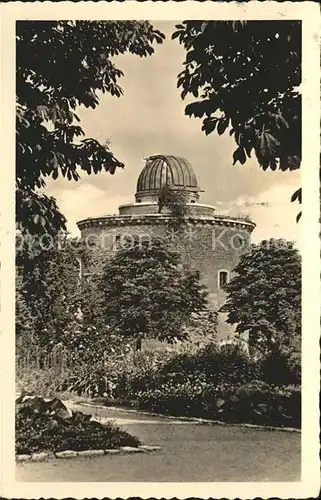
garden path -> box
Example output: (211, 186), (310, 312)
(16, 403), (301, 482)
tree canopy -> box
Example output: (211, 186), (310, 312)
(100, 238), (209, 342)
(172, 21), (301, 215)
(220, 238), (301, 358)
(173, 21), (301, 171)
(16, 21), (165, 235)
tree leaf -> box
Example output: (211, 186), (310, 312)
(173, 20), (301, 175)
(202, 118), (219, 135)
(233, 147), (247, 165)
(291, 188), (302, 204)
(217, 117), (229, 136)
(172, 31), (181, 40)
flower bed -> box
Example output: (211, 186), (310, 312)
(16, 395), (140, 455)
(136, 380), (301, 428)
(61, 379), (301, 429)
(35, 344), (301, 430)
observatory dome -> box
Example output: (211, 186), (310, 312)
(135, 155), (199, 202)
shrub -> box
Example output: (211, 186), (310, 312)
(58, 348), (174, 399)
(40, 339), (301, 429)
(260, 350), (301, 386)
(16, 395), (140, 455)
(152, 342), (260, 388)
(137, 380), (301, 428)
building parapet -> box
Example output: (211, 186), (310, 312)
(77, 214), (256, 232)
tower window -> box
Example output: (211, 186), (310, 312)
(218, 270), (229, 289)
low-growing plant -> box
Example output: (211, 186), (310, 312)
(16, 395), (140, 455)
(19, 334), (301, 430)
(137, 380), (301, 428)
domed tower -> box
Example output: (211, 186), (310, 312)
(77, 154), (256, 340)
(118, 155), (215, 218)
(136, 155), (200, 203)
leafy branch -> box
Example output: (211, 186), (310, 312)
(16, 21), (165, 234)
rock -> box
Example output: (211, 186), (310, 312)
(55, 450), (78, 458)
(120, 446), (146, 453)
(72, 411), (92, 424)
(87, 449), (105, 456)
(77, 449), (104, 457)
(104, 449), (121, 455)
(16, 454), (31, 462)
(18, 396), (47, 414)
(46, 398), (72, 419)
(17, 395), (73, 420)
(15, 391), (26, 404)
(30, 452), (49, 462)
(138, 445), (161, 452)
(21, 395), (36, 402)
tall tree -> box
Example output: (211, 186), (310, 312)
(172, 21), (301, 214)
(16, 21), (165, 235)
(16, 235), (85, 350)
(100, 238), (209, 342)
(220, 239), (301, 358)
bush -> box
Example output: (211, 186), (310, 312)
(137, 380), (301, 428)
(16, 395), (140, 455)
(58, 348), (175, 399)
(146, 343), (260, 388)
(260, 350), (301, 386)
(17, 366), (73, 399)
(33, 339), (301, 429)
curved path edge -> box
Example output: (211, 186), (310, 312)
(64, 398), (301, 433)
(16, 444), (161, 462)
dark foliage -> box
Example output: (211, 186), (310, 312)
(61, 343), (300, 428)
(16, 235), (84, 350)
(173, 21), (301, 172)
(16, 395), (140, 454)
(221, 239), (301, 360)
(138, 380), (301, 429)
(154, 343), (260, 387)
(100, 238), (209, 342)
(260, 350), (301, 386)
(172, 21), (302, 217)
(16, 21), (165, 234)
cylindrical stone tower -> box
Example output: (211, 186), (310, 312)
(77, 154), (255, 341)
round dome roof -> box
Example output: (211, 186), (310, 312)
(136, 155), (199, 194)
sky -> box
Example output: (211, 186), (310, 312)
(44, 21), (301, 247)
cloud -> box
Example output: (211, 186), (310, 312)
(48, 181), (130, 236)
(219, 180), (302, 248)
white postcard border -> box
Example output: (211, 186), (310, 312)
(1, 2), (320, 498)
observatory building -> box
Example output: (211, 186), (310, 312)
(77, 155), (255, 339)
